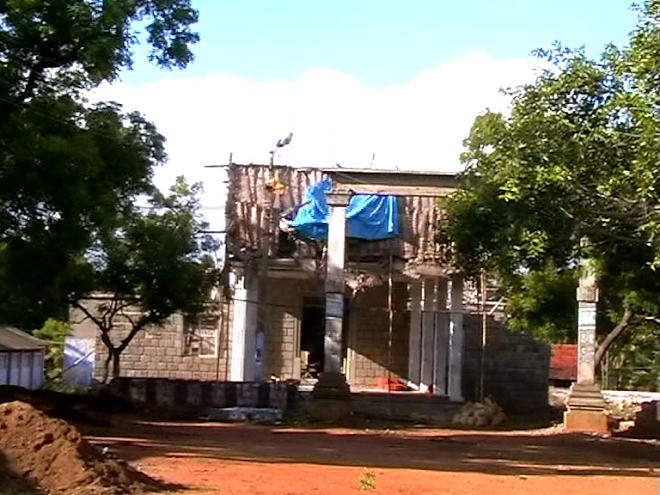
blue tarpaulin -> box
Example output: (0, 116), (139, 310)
(289, 179), (398, 241)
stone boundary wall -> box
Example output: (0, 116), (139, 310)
(108, 378), (298, 413)
(349, 391), (463, 423)
(462, 315), (550, 413)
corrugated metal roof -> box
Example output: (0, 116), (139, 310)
(550, 344), (577, 382)
(0, 326), (46, 351)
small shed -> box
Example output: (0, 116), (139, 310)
(549, 344), (577, 388)
(0, 326), (46, 389)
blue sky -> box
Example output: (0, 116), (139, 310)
(99, 1), (640, 230)
(122, 0), (638, 89)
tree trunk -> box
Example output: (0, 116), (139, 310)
(112, 348), (121, 380)
(101, 347), (122, 383)
(102, 352), (112, 384)
(595, 307), (633, 368)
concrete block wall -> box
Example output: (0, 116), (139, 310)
(93, 303), (232, 382)
(264, 278), (313, 380)
(109, 377), (297, 413)
(350, 282), (409, 388)
(462, 314), (550, 413)
(262, 278), (412, 388)
(350, 391), (463, 423)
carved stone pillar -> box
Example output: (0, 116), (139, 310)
(565, 255), (608, 432)
(310, 191), (352, 422)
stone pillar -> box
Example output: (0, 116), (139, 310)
(420, 279), (436, 392)
(323, 192), (352, 374)
(565, 256), (608, 432)
(230, 272), (258, 382)
(433, 278), (449, 396)
(311, 191), (352, 421)
(407, 280), (422, 389)
(448, 275), (464, 401)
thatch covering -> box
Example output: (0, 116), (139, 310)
(225, 164), (454, 275)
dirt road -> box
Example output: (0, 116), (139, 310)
(85, 419), (659, 495)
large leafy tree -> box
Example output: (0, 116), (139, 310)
(444, 1), (659, 374)
(72, 178), (219, 382)
(0, 0), (199, 328)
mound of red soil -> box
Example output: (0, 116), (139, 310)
(0, 401), (166, 495)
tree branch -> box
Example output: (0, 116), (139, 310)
(73, 299), (117, 352)
(72, 300), (106, 332)
(595, 307), (634, 367)
(19, 62), (46, 101)
(116, 310), (161, 354)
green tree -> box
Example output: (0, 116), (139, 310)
(0, 0), (199, 329)
(32, 318), (70, 382)
(444, 1), (659, 373)
(506, 266), (578, 344)
(72, 178), (219, 382)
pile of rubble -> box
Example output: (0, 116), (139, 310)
(452, 398), (506, 427)
(0, 401), (166, 495)
(604, 397), (642, 421)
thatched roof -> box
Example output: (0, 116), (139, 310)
(225, 164), (455, 275)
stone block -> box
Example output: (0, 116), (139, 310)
(187, 381), (203, 406)
(564, 410), (608, 433)
(309, 372), (351, 422)
(237, 383), (259, 407)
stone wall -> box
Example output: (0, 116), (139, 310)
(349, 282), (409, 388)
(264, 278), (412, 388)
(83, 283), (550, 414)
(462, 315), (550, 413)
(86, 301), (232, 382)
(262, 279), (551, 415)
(264, 278), (315, 380)
(349, 391), (463, 423)
(109, 377), (297, 413)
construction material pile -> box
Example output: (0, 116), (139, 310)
(604, 397), (642, 421)
(452, 398), (506, 427)
(0, 401), (161, 495)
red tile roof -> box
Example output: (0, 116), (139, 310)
(550, 344), (577, 382)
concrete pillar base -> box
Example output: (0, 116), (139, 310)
(564, 382), (608, 433)
(564, 409), (608, 433)
(310, 372), (351, 422)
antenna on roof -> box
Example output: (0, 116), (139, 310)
(269, 132), (293, 166)
(370, 153), (375, 168)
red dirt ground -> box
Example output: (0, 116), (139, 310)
(83, 418), (660, 495)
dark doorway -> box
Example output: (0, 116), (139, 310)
(301, 298), (325, 378)
(300, 296), (351, 379)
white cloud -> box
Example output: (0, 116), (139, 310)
(93, 52), (539, 231)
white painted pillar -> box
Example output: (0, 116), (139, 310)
(407, 280), (422, 389)
(346, 308), (359, 385)
(420, 278), (436, 392)
(230, 272), (258, 381)
(324, 192), (352, 374)
(448, 275), (464, 401)
(433, 278), (449, 395)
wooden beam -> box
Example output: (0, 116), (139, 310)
(335, 184), (455, 197)
(324, 169), (457, 197)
